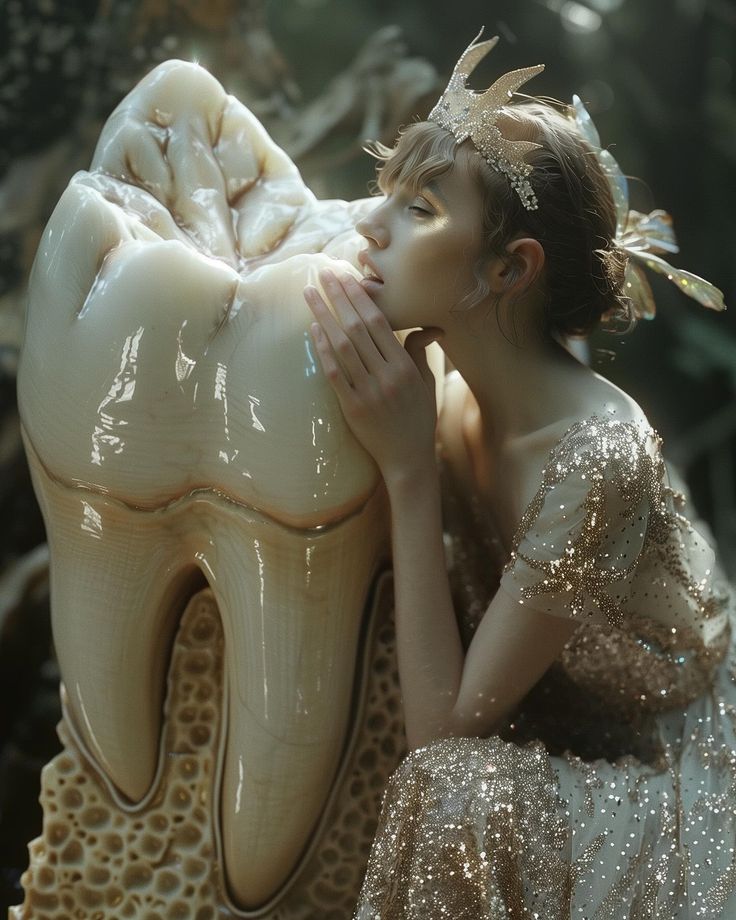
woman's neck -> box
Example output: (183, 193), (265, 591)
(438, 315), (586, 451)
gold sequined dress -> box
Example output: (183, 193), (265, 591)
(354, 414), (736, 919)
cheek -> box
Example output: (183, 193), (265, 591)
(420, 228), (479, 274)
(407, 241), (453, 288)
(447, 234), (483, 290)
(418, 241), (477, 298)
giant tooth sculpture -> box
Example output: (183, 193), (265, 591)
(14, 59), (442, 916)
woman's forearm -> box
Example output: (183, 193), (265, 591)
(302, 269), (459, 747)
(385, 463), (465, 750)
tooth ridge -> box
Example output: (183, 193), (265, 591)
(23, 429), (380, 531)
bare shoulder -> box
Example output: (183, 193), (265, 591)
(508, 376), (647, 456)
(587, 371), (648, 427)
(497, 378), (648, 547)
(437, 370), (473, 479)
(435, 367), (649, 552)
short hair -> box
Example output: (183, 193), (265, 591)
(365, 102), (634, 340)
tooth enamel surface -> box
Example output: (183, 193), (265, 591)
(17, 59), (437, 909)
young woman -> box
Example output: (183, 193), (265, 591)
(305, 32), (734, 918)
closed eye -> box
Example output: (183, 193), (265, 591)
(409, 204), (433, 215)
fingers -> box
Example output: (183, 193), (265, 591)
(305, 268), (440, 411)
(308, 320), (353, 399)
(305, 269), (393, 378)
(318, 269), (395, 372)
(304, 283), (369, 388)
(335, 273), (401, 360)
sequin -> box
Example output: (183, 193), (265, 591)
(354, 414), (736, 918)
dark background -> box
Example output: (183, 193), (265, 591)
(1, 0), (734, 909)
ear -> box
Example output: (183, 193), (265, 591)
(486, 237), (545, 297)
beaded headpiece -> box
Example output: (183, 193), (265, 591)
(428, 29), (545, 210)
(570, 95), (726, 316)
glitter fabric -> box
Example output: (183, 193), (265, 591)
(354, 413), (736, 918)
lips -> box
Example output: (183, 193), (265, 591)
(358, 249), (384, 284)
(17, 59), (394, 910)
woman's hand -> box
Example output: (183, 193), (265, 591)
(304, 268), (441, 485)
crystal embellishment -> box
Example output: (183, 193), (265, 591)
(428, 30), (545, 210)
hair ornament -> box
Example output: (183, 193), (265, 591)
(428, 29), (545, 210)
(571, 94), (726, 318)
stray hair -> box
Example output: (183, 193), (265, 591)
(364, 102), (635, 341)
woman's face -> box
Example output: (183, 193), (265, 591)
(354, 148), (487, 330)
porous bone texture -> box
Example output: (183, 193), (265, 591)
(11, 574), (404, 920)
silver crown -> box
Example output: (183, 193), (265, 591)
(428, 30), (544, 210)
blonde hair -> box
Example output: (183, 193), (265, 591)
(365, 102), (635, 339)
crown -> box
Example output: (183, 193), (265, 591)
(428, 30), (545, 210)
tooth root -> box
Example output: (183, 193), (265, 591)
(192, 487), (388, 908)
(24, 435), (192, 803)
(27, 426), (390, 906)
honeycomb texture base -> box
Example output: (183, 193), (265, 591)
(10, 573), (403, 920)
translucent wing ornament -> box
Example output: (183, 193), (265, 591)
(571, 94), (726, 318)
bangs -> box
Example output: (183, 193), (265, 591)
(363, 122), (459, 195)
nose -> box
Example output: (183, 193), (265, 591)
(355, 204), (388, 249)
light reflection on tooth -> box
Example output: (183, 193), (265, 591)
(175, 322), (196, 383)
(235, 756), (244, 815)
(247, 394), (266, 432)
(304, 333), (318, 378)
(253, 536), (269, 721)
(81, 501), (103, 539)
(17, 56), (443, 913)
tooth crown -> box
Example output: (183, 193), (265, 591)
(18, 60), (388, 527)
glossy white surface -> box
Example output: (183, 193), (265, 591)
(21, 72), (383, 525)
(18, 59), (442, 908)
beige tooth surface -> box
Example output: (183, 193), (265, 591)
(10, 574), (404, 920)
(25, 433), (391, 906)
(16, 56), (443, 912)
(20, 176), (381, 524)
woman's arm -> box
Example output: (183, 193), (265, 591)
(305, 269), (579, 750)
(387, 464), (579, 749)
(384, 464), (464, 750)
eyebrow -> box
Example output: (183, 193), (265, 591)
(424, 180), (447, 205)
(380, 175), (448, 205)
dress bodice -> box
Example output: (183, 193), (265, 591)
(440, 414), (733, 762)
(357, 412), (736, 920)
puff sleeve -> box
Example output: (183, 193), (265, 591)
(498, 418), (661, 627)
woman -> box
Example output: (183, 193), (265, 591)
(305, 31), (734, 918)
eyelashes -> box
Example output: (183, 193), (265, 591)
(408, 202), (434, 216)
